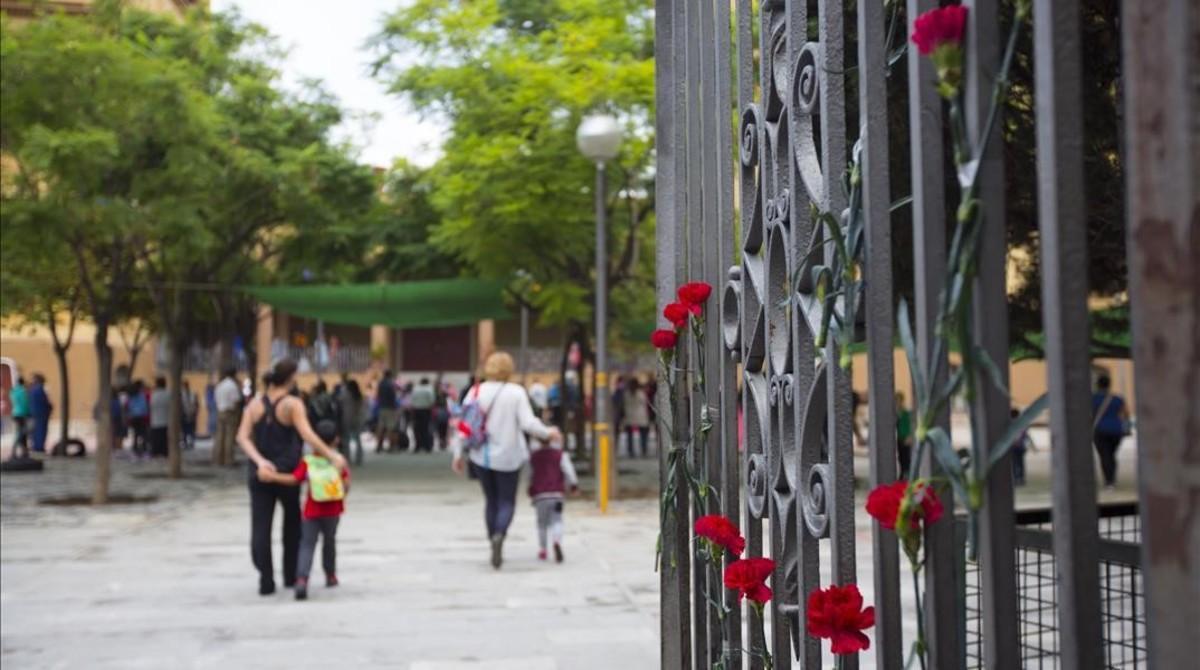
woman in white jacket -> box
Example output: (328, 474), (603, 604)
(453, 352), (561, 568)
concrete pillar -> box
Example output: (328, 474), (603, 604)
(476, 319), (495, 371)
(370, 325), (390, 371)
(255, 304), (273, 381)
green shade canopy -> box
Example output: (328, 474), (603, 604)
(246, 279), (512, 329)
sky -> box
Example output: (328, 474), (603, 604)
(211, 0), (443, 169)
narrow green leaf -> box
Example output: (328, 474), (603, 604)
(974, 345), (1009, 398)
(928, 427), (968, 503)
(889, 194), (913, 213)
(988, 393), (1049, 473)
(897, 299), (926, 403)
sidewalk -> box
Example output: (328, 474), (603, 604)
(1, 428), (1140, 669)
(1, 441), (660, 669)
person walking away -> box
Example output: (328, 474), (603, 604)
(9, 376), (29, 451)
(127, 380), (149, 456)
(149, 377), (170, 458)
(895, 391), (913, 478)
(433, 383), (451, 451)
(375, 371), (400, 452)
(237, 359), (347, 596)
(622, 377), (651, 458)
(1092, 374), (1130, 489)
(214, 368), (241, 466)
(181, 381), (198, 450)
(528, 435), (579, 562)
(338, 379), (366, 466)
(452, 352), (562, 569)
(256, 419), (349, 600)
(306, 381), (339, 429)
(29, 374), (52, 455)
(1009, 406), (1031, 486)
(204, 380), (217, 439)
(410, 377), (436, 453)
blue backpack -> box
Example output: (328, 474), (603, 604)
(457, 383), (503, 452)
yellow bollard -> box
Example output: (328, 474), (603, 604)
(596, 421), (610, 513)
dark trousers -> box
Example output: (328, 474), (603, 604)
(1094, 433), (1122, 486)
(31, 418), (49, 453)
(1012, 448), (1027, 485)
(626, 425), (649, 457)
(249, 478), (301, 587)
(149, 426), (168, 457)
(130, 418), (148, 454)
(897, 440), (913, 479)
(474, 464), (520, 538)
(413, 409), (433, 452)
(11, 417), (28, 449)
(296, 516), (339, 581)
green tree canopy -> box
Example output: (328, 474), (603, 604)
(371, 0), (657, 337)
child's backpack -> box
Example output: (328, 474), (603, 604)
(457, 383), (504, 452)
(304, 455), (345, 502)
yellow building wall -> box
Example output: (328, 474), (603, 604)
(848, 349), (1136, 415)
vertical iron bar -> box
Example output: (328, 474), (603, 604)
(715, 0), (743, 663)
(817, 7), (856, 668)
(787, 1), (821, 666)
(759, 0), (788, 663)
(1122, 0), (1200, 666)
(858, 0), (901, 666)
(962, 1), (1019, 666)
(1031, 0), (1104, 667)
(656, 0), (691, 665)
(684, 0), (709, 664)
(735, 2), (762, 667)
(699, 0), (724, 664)
(905, 1), (960, 667)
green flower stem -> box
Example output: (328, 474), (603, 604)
(911, 563), (928, 670)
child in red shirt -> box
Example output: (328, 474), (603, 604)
(258, 420), (349, 600)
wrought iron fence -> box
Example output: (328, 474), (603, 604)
(654, 0), (1196, 668)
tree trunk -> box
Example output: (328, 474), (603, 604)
(54, 345), (70, 445)
(93, 320), (114, 505)
(167, 340), (185, 479)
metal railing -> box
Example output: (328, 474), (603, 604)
(961, 503), (1146, 669)
(655, 0), (1196, 667)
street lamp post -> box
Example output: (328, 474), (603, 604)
(576, 114), (623, 513)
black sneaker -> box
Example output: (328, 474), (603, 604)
(490, 533), (504, 569)
(259, 578), (276, 596)
(553, 542), (564, 563)
(295, 578), (308, 601)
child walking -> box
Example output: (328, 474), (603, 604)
(528, 439), (578, 562)
(258, 420), (349, 600)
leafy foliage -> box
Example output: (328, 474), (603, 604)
(370, 0), (657, 335)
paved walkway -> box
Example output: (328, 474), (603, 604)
(1, 443), (661, 669)
(1, 427), (1140, 669)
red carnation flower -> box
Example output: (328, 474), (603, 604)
(807, 583), (876, 655)
(866, 480), (943, 532)
(663, 302), (690, 329)
(723, 557), (775, 604)
(694, 514), (746, 557)
(911, 4), (968, 56)
(651, 329), (678, 350)
(677, 281), (713, 308)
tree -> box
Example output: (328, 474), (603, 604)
(0, 223), (81, 451)
(1, 9), (221, 501)
(371, 0), (657, 341)
(109, 6), (380, 478)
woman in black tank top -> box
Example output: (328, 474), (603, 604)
(236, 359), (346, 595)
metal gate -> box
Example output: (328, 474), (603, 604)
(654, 0), (1199, 668)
